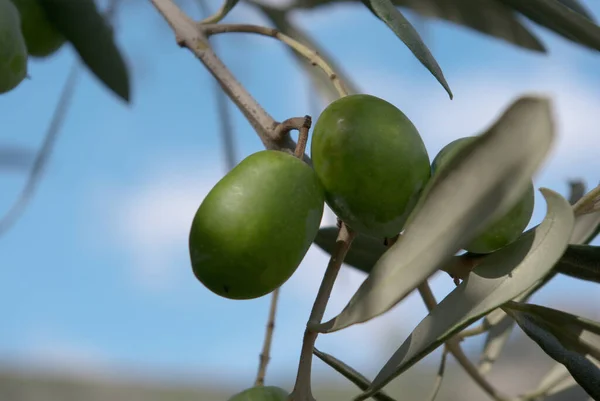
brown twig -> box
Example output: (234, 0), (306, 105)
(202, 24), (349, 98)
(255, 287), (280, 386)
(290, 223), (356, 401)
(418, 282), (509, 401)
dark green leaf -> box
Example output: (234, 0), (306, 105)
(310, 96), (555, 334)
(555, 245), (600, 284)
(313, 348), (397, 401)
(361, 0), (452, 99)
(504, 304), (600, 400)
(314, 227), (387, 274)
(0, 146), (35, 171)
(293, 0), (546, 52)
(499, 0), (600, 52)
(556, 0), (596, 22)
(39, 0), (130, 102)
(353, 189), (574, 400)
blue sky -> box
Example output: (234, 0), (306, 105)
(0, 0), (599, 393)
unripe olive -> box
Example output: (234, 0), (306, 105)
(431, 136), (535, 254)
(189, 150), (325, 300)
(10, 0), (65, 58)
(0, 0), (28, 94)
(228, 386), (289, 401)
(311, 94), (431, 238)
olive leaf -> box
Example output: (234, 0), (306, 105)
(313, 227), (387, 274)
(554, 245), (600, 284)
(352, 189), (574, 400)
(498, 0), (600, 52)
(293, 0), (548, 52)
(535, 363), (578, 398)
(360, 0), (452, 99)
(202, 0), (240, 23)
(503, 302), (600, 400)
(313, 348), (397, 401)
(38, 0), (130, 102)
(250, 2), (359, 106)
(309, 96), (555, 334)
(478, 187), (600, 375)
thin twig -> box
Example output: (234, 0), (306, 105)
(202, 24), (349, 98)
(290, 223), (356, 401)
(418, 282), (509, 401)
(195, 0), (238, 173)
(426, 346), (449, 401)
(255, 287), (280, 386)
(0, 64), (79, 237)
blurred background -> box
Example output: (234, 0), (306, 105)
(0, 0), (599, 400)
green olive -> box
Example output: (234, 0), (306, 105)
(0, 0), (28, 94)
(228, 386), (289, 401)
(311, 94), (431, 238)
(10, 0), (64, 58)
(189, 150), (325, 300)
(431, 136), (535, 254)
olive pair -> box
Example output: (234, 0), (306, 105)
(189, 94), (534, 300)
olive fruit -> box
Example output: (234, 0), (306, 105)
(189, 150), (325, 300)
(431, 136), (535, 254)
(311, 94), (431, 238)
(228, 386), (289, 401)
(10, 0), (65, 58)
(0, 0), (28, 94)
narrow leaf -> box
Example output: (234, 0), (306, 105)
(505, 307), (600, 400)
(313, 348), (397, 401)
(353, 189), (574, 400)
(253, 2), (359, 105)
(568, 180), (586, 205)
(536, 363), (578, 397)
(478, 310), (518, 374)
(361, 0), (452, 99)
(295, 0), (547, 53)
(314, 227), (387, 274)
(557, 0), (596, 22)
(555, 245), (600, 284)
(499, 0), (600, 52)
(310, 96), (555, 334)
(39, 0), (130, 102)
(201, 0), (240, 23)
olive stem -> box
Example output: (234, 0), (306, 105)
(417, 282), (510, 401)
(202, 24), (349, 98)
(149, 0), (309, 163)
(255, 287), (280, 387)
(290, 222), (356, 401)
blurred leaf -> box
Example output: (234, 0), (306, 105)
(499, 0), (600, 52)
(360, 0), (452, 98)
(314, 227), (387, 274)
(313, 348), (397, 401)
(39, 0), (130, 102)
(202, 0), (240, 23)
(556, 0), (596, 22)
(478, 301), (522, 374)
(353, 189), (574, 400)
(310, 96), (555, 334)
(568, 180), (587, 205)
(426, 348), (448, 401)
(504, 303), (600, 400)
(0, 146), (35, 171)
(293, 0), (546, 52)
(574, 183), (600, 217)
(251, 2), (359, 105)
(555, 244), (600, 284)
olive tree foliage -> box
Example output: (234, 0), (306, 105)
(2, 0), (600, 400)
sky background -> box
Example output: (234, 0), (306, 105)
(0, 0), (599, 396)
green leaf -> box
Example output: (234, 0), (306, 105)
(202, 0), (240, 23)
(352, 189), (574, 400)
(310, 96), (555, 334)
(39, 0), (130, 102)
(556, 0), (596, 22)
(504, 303), (600, 399)
(360, 0), (452, 99)
(313, 227), (387, 274)
(498, 0), (600, 52)
(251, 2), (359, 105)
(293, 0), (546, 52)
(555, 245), (600, 284)
(313, 348), (397, 401)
